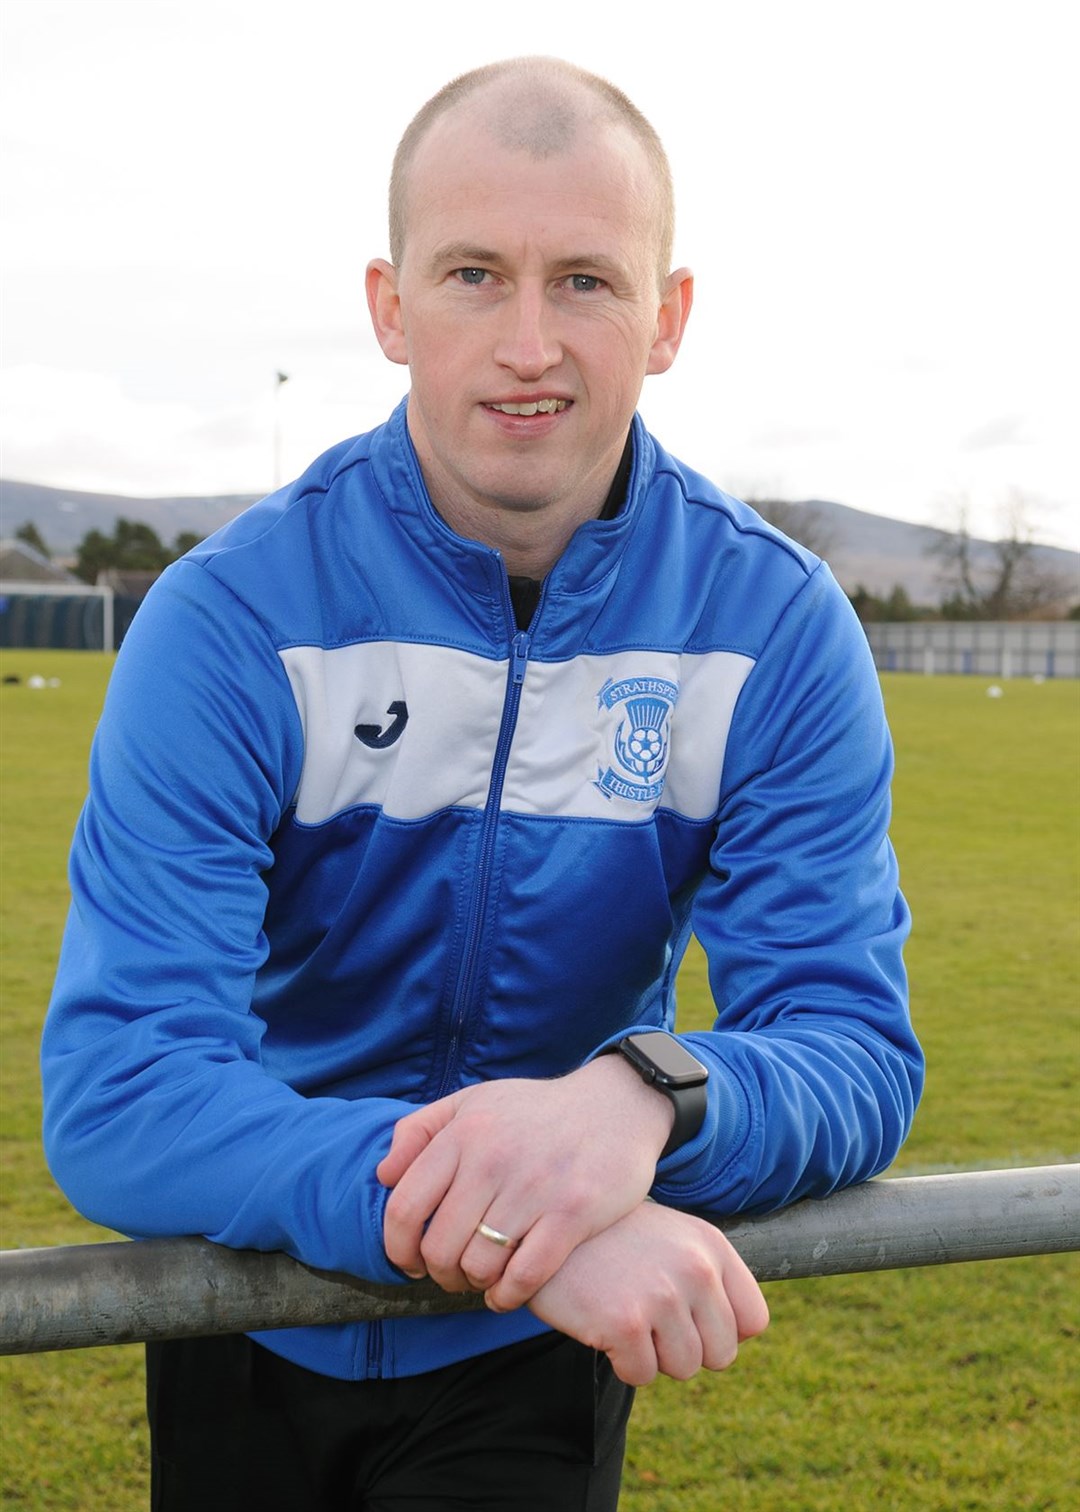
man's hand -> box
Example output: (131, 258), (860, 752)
(526, 1201), (769, 1386)
(377, 1056), (676, 1309)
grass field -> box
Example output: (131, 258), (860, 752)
(1, 651), (1078, 1510)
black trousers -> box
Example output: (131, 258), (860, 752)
(146, 1330), (634, 1511)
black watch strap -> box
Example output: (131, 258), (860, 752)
(604, 1031), (709, 1159)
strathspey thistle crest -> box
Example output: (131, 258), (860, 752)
(595, 676), (679, 803)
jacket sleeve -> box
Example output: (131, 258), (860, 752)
(651, 562), (924, 1215)
(40, 560), (408, 1284)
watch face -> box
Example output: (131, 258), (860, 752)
(624, 1031), (707, 1087)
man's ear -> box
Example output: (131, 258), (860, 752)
(365, 259), (409, 366)
(646, 268), (694, 376)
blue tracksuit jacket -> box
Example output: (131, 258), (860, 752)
(41, 399), (923, 1379)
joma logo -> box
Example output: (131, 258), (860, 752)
(354, 701), (408, 749)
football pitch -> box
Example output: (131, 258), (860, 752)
(1, 650), (1077, 1510)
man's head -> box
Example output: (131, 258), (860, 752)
(388, 57), (676, 289)
(366, 57), (692, 569)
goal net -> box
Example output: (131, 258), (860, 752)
(0, 582), (116, 652)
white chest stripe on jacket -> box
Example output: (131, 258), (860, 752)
(279, 641), (755, 826)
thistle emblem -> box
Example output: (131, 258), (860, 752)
(614, 697), (670, 782)
(595, 676), (678, 803)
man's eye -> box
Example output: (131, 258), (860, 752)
(456, 268), (488, 285)
(569, 274), (603, 292)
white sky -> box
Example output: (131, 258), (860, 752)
(1, 0), (1077, 551)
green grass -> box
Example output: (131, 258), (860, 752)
(2, 656), (1078, 1509)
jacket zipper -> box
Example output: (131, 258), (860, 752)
(365, 1318), (383, 1379)
(436, 627), (531, 1096)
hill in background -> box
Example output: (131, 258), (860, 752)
(1, 477), (1076, 610)
(775, 498), (1077, 607)
(0, 480), (260, 559)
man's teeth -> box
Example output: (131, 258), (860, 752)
(490, 399), (567, 416)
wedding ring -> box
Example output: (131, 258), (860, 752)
(475, 1221), (518, 1249)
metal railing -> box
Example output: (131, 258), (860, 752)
(3, 1164), (1077, 1356)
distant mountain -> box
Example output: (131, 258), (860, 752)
(785, 498), (1077, 607)
(0, 480), (258, 559)
(2, 477), (1076, 610)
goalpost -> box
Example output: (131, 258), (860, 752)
(0, 580), (116, 653)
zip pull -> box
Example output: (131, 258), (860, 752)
(511, 631), (531, 685)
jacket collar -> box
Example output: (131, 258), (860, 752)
(370, 397), (657, 604)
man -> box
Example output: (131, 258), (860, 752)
(41, 56), (923, 1510)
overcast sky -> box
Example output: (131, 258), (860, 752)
(1, 0), (1076, 552)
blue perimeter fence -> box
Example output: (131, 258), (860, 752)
(864, 620), (1080, 678)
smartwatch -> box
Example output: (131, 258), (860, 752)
(604, 1030), (709, 1159)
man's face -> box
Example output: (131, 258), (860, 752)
(367, 107), (690, 536)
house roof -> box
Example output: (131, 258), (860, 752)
(0, 539), (82, 584)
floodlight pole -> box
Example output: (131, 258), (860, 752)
(272, 371), (289, 490)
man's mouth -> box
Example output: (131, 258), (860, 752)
(486, 399), (569, 416)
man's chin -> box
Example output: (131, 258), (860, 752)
(465, 473), (563, 516)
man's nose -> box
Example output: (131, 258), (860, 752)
(493, 285), (562, 379)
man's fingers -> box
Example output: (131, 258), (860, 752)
(523, 1204), (770, 1387)
(427, 1201), (567, 1298)
(481, 1212), (583, 1312)
(667, 1239), (767, 1373)
(605, 1334), (661, 1388)
(688, 1294), (741, 1375)
(381, 1138), (463, 1274)
(673, 1233), (767, 1368)
(652, 1321), (707, 1383)
(417, 1194), (506, 1293)
(458, 1220), (521, 1295)
(376, 1097), (460, 1188)
(721, 1244), (770, 1341)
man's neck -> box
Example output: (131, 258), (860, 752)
(458, 504), (593, 581)
(421, 434), (634, 581)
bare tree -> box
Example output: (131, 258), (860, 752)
(927, 492), (1072, 619)
(748, 499), (835, 559)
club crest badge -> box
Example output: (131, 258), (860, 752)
(595, 676), (679, 803)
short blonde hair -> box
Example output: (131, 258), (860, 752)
(388, 57), (675, 285)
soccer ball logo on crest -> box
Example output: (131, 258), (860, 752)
(614, 697), (670, 782)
